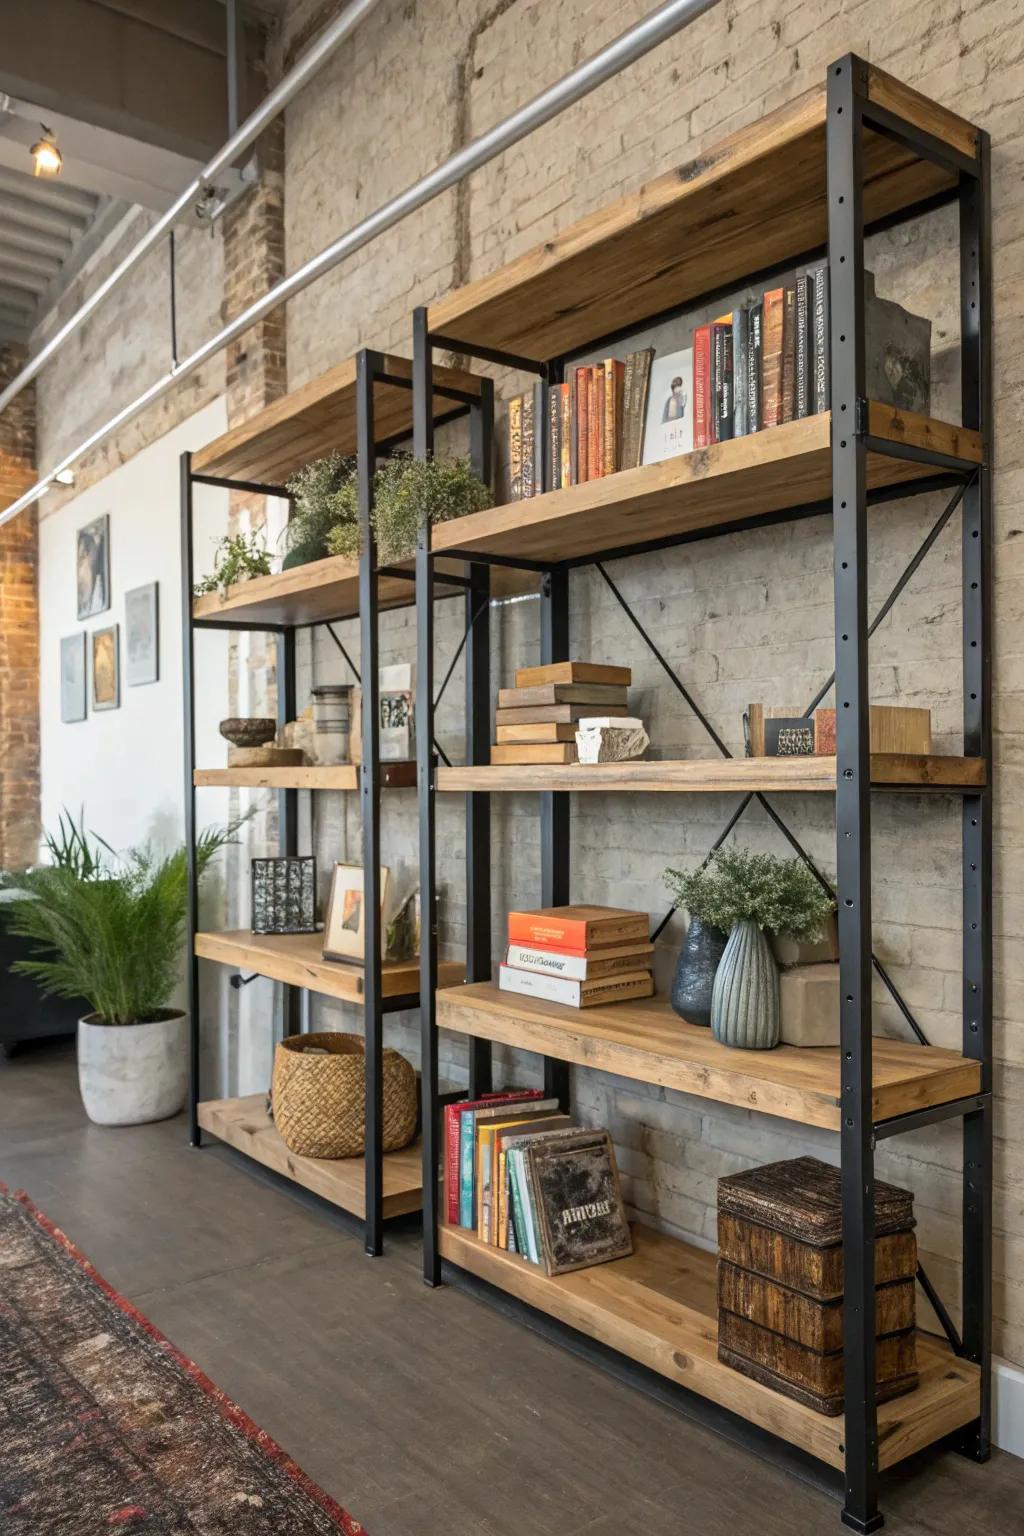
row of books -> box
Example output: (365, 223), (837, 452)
(507, 348), (655, 498)
(498, 903), (654, 1008)
(444, 1089), (632, 1274)
(491, 659), (634, 765)
(695, 265), (829, 446)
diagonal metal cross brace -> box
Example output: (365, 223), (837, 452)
(598, 475), (971, 1050)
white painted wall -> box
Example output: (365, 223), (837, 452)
(38, 399), (230, 856)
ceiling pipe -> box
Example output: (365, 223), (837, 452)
(0, 0), (383, 417)
(0, 0), (721, 527)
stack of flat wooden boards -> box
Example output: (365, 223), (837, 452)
(493, 661), (633, 765)
(716, 1156), (919, 1416)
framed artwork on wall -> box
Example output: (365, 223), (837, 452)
(60, 633), (87, 723)
(125, 581), (159, 686)
(92, 624), (120, 711)
(322, 862), (389, 962)
(76, 513), (110, 619)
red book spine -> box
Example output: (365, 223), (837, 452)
(693, 324), (712, 448)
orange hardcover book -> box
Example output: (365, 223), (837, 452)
(507, 904), (650, 954)
(603, 358), (625, 475)
(574, 366), (590, 484)
(761, 288), (785, 429)
(588, 366), (604, 480)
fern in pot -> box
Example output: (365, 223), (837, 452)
(665, 849), (834, 1050)
(2, 814), (236, 1126)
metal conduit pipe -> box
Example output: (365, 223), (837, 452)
(0, 0), (721, 527)
(0, 0), (384, 418)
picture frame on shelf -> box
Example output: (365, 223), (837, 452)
(125, 581), (159, 686)
(251, 856), (317, 935)
(641, 347), (693, 465)
(323, 862), (389, 962)
(91, 624), (120, 711)
(60, 632), (87, 723)
(77, 513), (110, 619)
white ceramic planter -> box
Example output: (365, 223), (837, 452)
(77, 1010), (188, 1127)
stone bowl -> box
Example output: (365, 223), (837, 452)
(219, 716), (277, 749)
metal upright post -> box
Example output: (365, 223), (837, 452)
(179, 452), (202, 1147)
(958, 129), (993, 1462)
(828, 57), (880, 1534)
(358, 350), (385, 1256)
(466, 377), (494, 1097)
(540, 562), (571, 1112)
(276, 626), (301, 1037)
(414, 306), (442, 1285)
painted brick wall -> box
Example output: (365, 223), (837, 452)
(278, 0), (1024, 1369)
(0, 343), (40, 870)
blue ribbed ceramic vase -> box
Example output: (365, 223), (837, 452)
(711, 918), (780, 1050)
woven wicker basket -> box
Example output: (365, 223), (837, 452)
(271, 1032), (417, 1159)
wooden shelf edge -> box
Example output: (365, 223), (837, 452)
(194, 762), (417, 791)
(198, 1094), (422, 1219)
(436, 982), (981, 1133)
(195, 929), (463, 1002)
(435, 756), (985, 795)
(438, 1219), (979, 1472)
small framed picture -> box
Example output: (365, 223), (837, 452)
(77, 513), (110, 619)
(323, 863), (389, 962)
(641, 347), (694, 465)
(125, 581), (159, 686)
(91, 624), (120, 711)
(60, 633), (87, 723)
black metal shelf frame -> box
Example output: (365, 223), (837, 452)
(179, 347), (489, 1258)
(412, 54), (992, 1533)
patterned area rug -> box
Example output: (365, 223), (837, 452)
(0, 1185), (366, 1533)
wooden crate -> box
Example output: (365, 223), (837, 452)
(717, 1157), (918, 1414)
(719, 1312), (919, 1417)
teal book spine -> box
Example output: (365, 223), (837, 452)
(458, 1112), (476, 1228)
(508, 1149), (527, 1254)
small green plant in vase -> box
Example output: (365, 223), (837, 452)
(193, 530), (273, 597)
(664, 848), (834, 1050)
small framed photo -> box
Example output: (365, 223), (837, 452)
(91, 624), (120, 711)
(60, 633), (87, 723)
(77, 513), (110, 619)
(323, 862), (389, 962)
(125, 581), (159, 686)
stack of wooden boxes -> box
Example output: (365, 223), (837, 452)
(492, 662), (633, 765)
(716, 1157), (919, 1416)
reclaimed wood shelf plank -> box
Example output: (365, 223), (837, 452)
(193, 762), (417, 790)
(430, 407), (981, 566)
(426, 67), (974, 360)
(198, 1094), (422, 1219)
(196, 929), (462, 1002)
(438, 1220), (979, 1472)
(436, 755), (985, 795)
(435, 983), (981, 1131)
(191, 353), (480, 485)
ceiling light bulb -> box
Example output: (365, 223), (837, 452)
(53, 468), (75, 486)
(31, 130), (62, 178)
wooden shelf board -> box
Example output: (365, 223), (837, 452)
(198, 1094), (422, 1219)
(194, 762), (417, 791)
(191, 354), (480, 485)
(437, 755), (985, 795)
(427, 68), (975, 360)
(196, 929), (462, 1002)
(439, 1220), (979, 1472)
(436, 983), (980, 1132)
(431, 407), (981, 566)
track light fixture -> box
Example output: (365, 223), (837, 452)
(30, 127), (62, 177)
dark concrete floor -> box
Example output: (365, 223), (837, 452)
(2, 1038), (1022, 1536)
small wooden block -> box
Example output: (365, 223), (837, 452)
(514, 661), (631, 689)
(227, 746), (306, 767)
(718, 1262), (916, 1352)
(718, 1314), (918, 1416)
(717, 1214), (918, 1301)
(779, 963), (841, 1047)
(814, 705), (931, 756)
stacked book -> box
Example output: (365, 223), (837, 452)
(499, 903), (654, 1008)
(444, 1089), (632, 1273)
(492, 660), (635, 765)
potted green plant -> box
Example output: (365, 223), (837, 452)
(284, 453), (358, 567)
(323, 452), (491, 565)
(193, 530), (273, 597)
(1, 814), (236, 1125)
(664, 848), (834, 1050)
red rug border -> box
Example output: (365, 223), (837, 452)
(1, 1182), (365, 1535)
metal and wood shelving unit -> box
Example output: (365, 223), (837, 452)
(413, 57), (991, 1530)
(180, 349), (484, 1253)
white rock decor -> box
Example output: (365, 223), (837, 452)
(575, 716), (649, 765)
